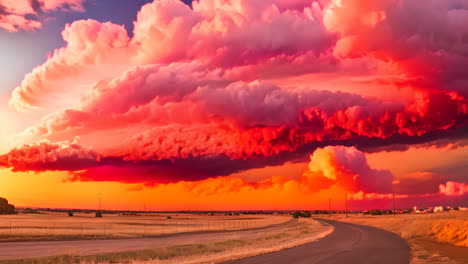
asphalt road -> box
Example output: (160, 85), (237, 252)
(225, 219), (410, 264)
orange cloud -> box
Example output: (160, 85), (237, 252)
(129, 146), (398, 204)
(302, 146), (394, 193)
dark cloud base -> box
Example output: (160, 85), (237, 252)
(69, 125), (468, 184)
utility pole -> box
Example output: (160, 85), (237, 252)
(329, 198), (331, 219)
(345, 192), (348, 217)
(392, 192), (396, 215)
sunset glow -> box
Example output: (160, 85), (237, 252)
(0, 0), (467, 211)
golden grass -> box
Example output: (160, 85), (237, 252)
(0, 212), (290, 241)
(336, 211), (467, 246)
(0, 218), (333, 264)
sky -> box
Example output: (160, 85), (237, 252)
(0, 0), (467, 211)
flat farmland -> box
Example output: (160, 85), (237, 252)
(0, 212), (291, 241)
(0, 213), (333, 264)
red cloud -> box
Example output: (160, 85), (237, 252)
(25, 73), (467, 161)
(0, 0), (85, 32)
(3, 0), (468, 192)
(0, 138), (100, 172)
(439, 181), (468, 196)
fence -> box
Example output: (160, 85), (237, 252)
(0, 214), (291, 239)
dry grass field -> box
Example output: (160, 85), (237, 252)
(0, 212), (289, 241)
(0, 212), (333, 264)
(335, 211), (468, 264)
(133, 219), (332, 264)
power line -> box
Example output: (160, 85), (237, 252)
(345, 192), (348, 217)
(98, 192), (102, 211)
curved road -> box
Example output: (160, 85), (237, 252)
(225, 219), (410, 264)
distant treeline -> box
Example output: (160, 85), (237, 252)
(14, 207), (422, 215)
(23, 208), (299, 215)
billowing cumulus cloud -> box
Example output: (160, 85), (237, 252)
(324, 0), (468, 95)
(9, 19), (131, 110)
(4, 0), (468, 197)
(19, 60), (467, 162)
(439, 181), (468, 196)
(302, 146), (394, 193)
(8, 0), (337, 111)
(0, 0), (85, 32)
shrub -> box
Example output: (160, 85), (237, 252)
(292, 211), (303, 218)
(68, 210), (74, 217)
(22, 208), (39, 214)
(302, 210), (312, 218)
(95, 211), (103, 217)
(167, 216), (172, 219)
(370, 210), (383, 215)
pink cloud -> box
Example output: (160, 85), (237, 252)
(9, 0), (335, 110)
(324, 0), (468, 93)
(0, 0), (85, 32)
(439, 181), (468, 196)
(9, 19), (131, 111)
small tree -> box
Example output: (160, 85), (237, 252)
(68, 210), (74, 217)
(95, 211), (102, 217)
(0, 198), (15, 215)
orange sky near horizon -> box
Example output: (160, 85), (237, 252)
(1, 145), (466, 210)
